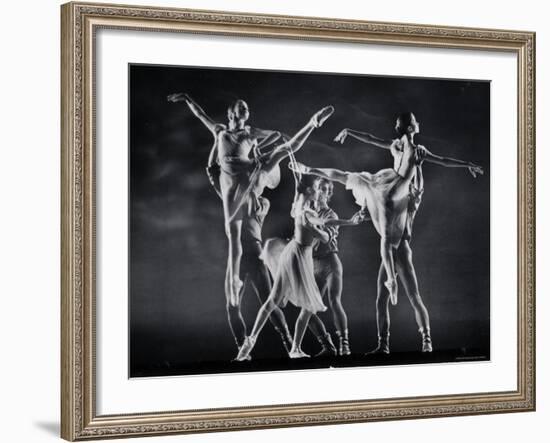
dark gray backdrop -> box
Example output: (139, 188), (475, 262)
(129, 64), (490, 377)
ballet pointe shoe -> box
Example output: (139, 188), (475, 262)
(385, 279), (398, 306)
(422, 336), (433, 353)
(420, 329), (433, 353)
(310, 106), (335, 128)
(235, 336), (256, 361)
(229, 276), (243, 307)
(289, 348), (310, 359)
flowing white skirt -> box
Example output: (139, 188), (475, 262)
(261, 238), (327, 314)
(346, 169), (411, 246)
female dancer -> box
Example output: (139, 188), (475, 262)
(292, 112), (483, 308)
(260, 195), (367, 358)
(236, 174), (333, 361)
(293, 112), (483, 353)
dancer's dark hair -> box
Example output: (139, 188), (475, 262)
(395, 112), (415, 136)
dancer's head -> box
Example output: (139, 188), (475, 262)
(297, 175), (316, 200)
(395, 112), (420, 136)
(313, 177), (334, 206)
(227, 99), (250, 124)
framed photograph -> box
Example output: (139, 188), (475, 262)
(61, 1), (536, 440)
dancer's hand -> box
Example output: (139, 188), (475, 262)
(167, 92), (190, 103)
(288, 161), (310, 175)
(334, 129), (349, 144)
(467, 163), (484, 178)
(351, 209), (369, 224)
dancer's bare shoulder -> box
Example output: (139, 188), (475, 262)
(214, 123), (227, 135)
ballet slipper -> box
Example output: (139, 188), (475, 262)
(385, 279), (398, 306)
(310, 106), (335, 128)
(366, 336), (390, 355)
(314, 333), (337, 357)
(289, 348), (310, 359)
(288, 161), (308, 175)
(421, 334), (433, 353)
(335, 330), (351, 356)
(235, 336), (256, 361)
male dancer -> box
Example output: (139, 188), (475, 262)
(167, 93), (282, 309)
(230, 105), (335, 358)
(308, 177), (365, 356)
(169, 92), (334, 356)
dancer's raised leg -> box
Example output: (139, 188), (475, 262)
(261, 106), (335, 173)
(294, 164), (350, 186)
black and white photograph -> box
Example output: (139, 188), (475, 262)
(129, 64), (490, 378)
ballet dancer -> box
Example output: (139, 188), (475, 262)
(235, 176), (330, 360)
(187, 98), (335, 357)
(293, 112), (483, 353)
(307, 177), (367, 356)
(167, 93), (282, 309)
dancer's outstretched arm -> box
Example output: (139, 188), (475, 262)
(420, 146), (484, 178)
(290, 162), (350, 186)
(167, 93), (222, 135)
(334, 128), (393, 150)
(305, 216), (330, 244)
(325, 210), (370, 227)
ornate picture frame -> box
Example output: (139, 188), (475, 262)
(61, 1), (535, 440)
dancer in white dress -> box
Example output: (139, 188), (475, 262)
(261, 180), (368, 357)
(236, 176), (333, 360)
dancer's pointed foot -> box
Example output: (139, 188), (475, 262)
(288, 161), (309, 175)
(235, 336), (256, 361)
(289, 348), (310, 359)
(385, 279), (398, 306)
(310, 106), (335, 128)
(229, 276), (243, 307)
(422, 335), (433, 353)
(232, 352), (251, 362)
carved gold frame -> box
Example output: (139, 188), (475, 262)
(61, 2), (536, 440)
